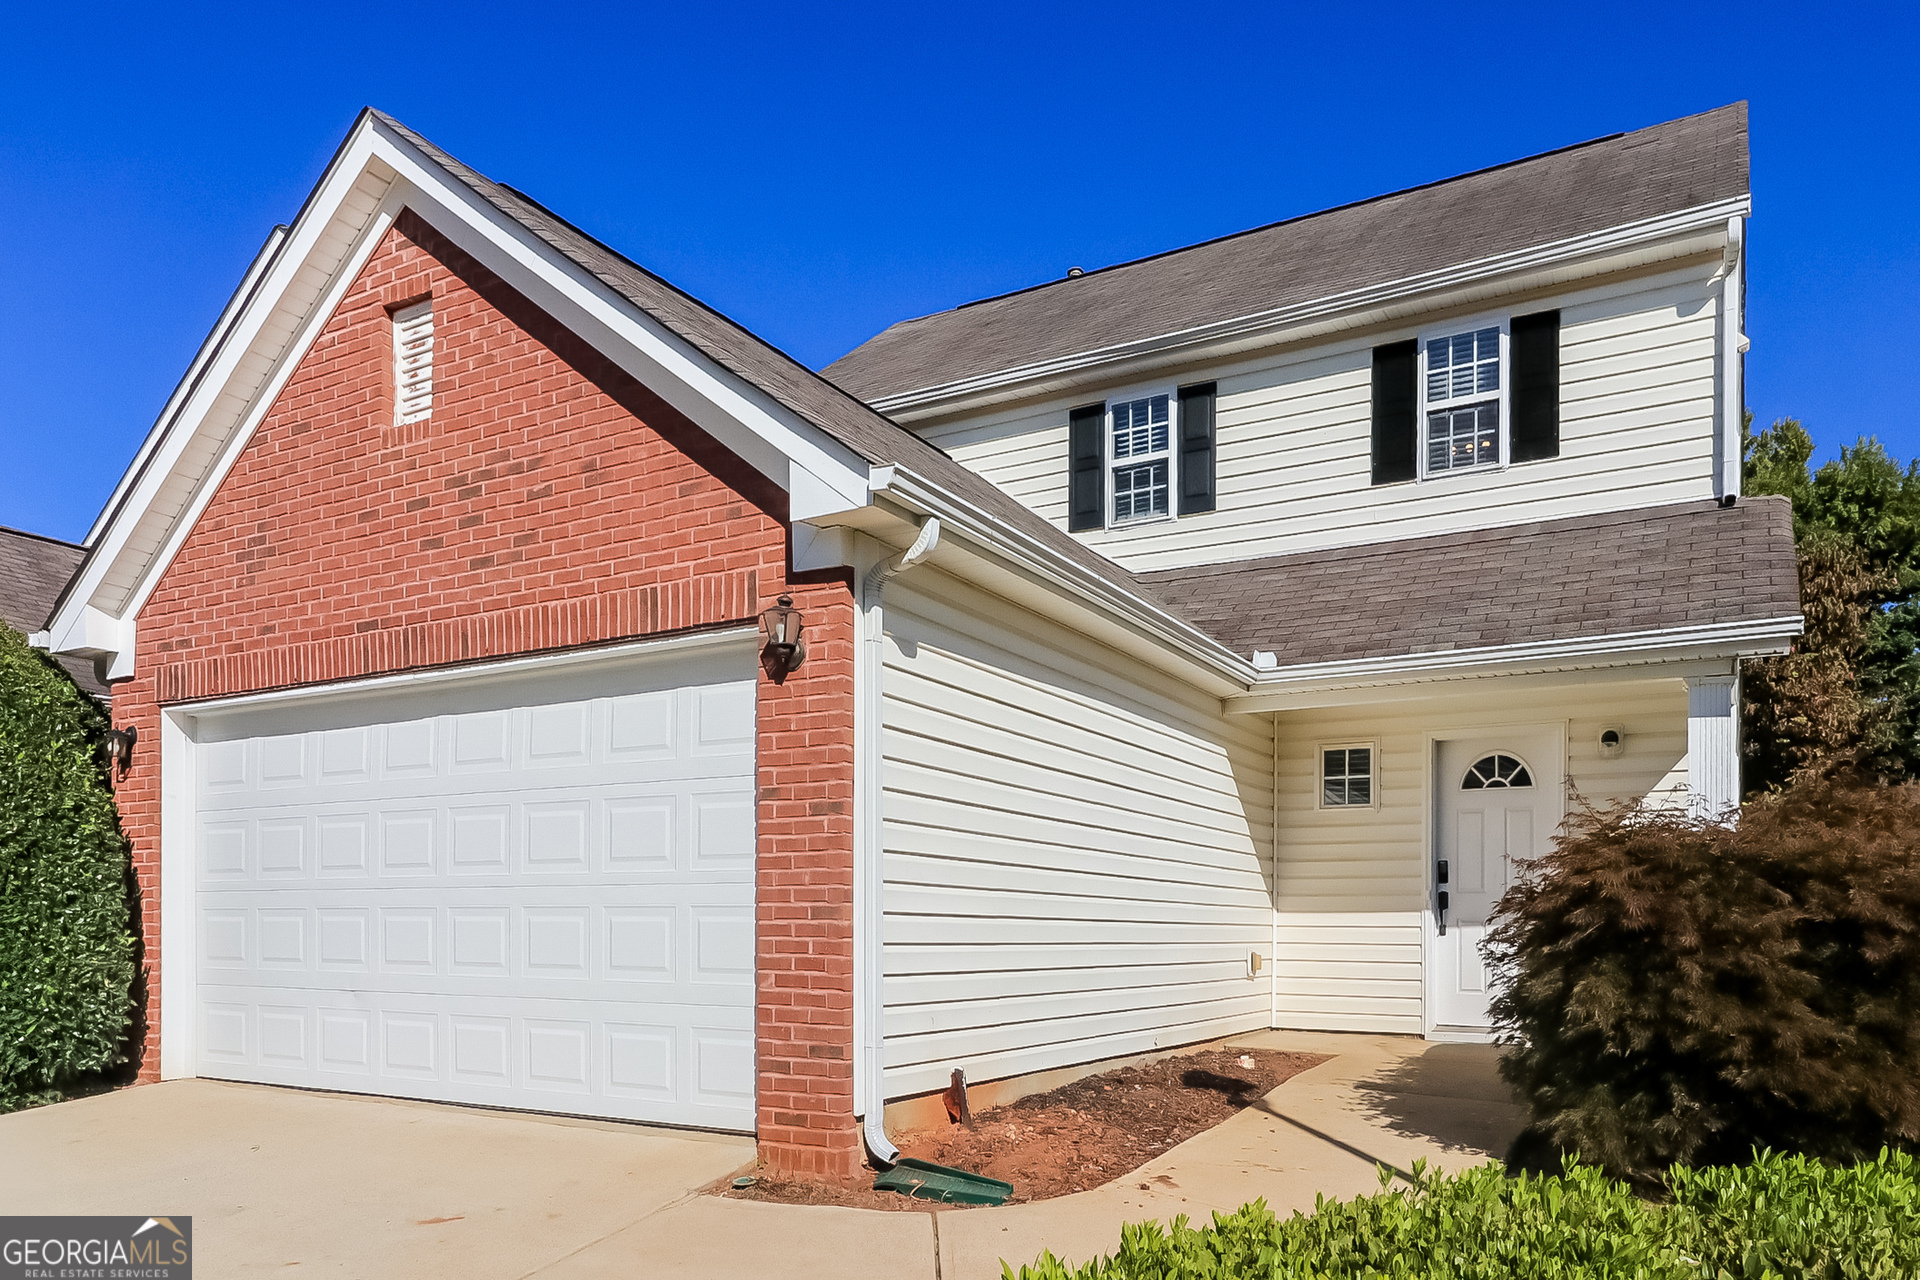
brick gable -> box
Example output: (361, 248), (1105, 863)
(109, 209), (859, 1175)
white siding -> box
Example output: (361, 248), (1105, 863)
(1271, 678), (1689, 1034)
(913, 263), (1724, 572)
(880, 573), (1274, 1098)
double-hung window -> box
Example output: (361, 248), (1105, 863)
(1420, 319), (1507, 477)
(1109, 393), (1173, 523)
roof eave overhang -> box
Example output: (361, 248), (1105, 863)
(849, 465), (1259, 696)
(43, 111), (877, 680)
(870, 195), (1751, 424)
(1226, 615), (1802, 713)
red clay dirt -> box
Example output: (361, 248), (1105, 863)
(716, 1047), (1327, 1211)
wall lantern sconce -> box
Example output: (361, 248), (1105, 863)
(105, 725), (139, 777)
(759, 594), (807, 679)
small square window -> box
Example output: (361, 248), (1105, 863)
(1321, 745), (1374, 808)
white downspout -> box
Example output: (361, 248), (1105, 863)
(1718, 215), (1748, 503)
(854, 516), (941, 1167)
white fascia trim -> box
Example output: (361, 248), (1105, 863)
(114, 195), (406, 640)
(1232, 615), (1801, 708)
(362, 119), (873, 520)
(869, 465), (1257, 686)
(81, 226), (290, 551)
(872, 196), (1751, 417)
(46, 126), (404, 654)
(51, 115), (880, 667)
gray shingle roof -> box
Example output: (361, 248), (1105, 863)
(0, 525), (108, 698)
(1138, 497), (1798, 671)
(373, 112), (1153, 605)
(825, 103), (1749, 405)
(376, 112), (1792, 680)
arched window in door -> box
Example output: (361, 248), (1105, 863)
(1460, 753), (1533, 789)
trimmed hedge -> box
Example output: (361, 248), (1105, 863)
(1007, 1151), (1920, 1279)
(0, 625), (136, 1110)
(1485, 771), (1920, 1181)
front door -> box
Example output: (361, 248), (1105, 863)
(1430, 730), (1561, 1037)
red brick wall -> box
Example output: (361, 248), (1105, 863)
(109, 209), (858, 1174)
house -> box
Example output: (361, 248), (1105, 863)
(1, 524), (109, 699)
(35, 103), (1801, 1178)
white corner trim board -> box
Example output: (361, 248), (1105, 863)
(1718, 215), (1747, 501)
(1686, 671), (1741, 821)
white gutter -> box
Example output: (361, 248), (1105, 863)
(867, 468), (1802, 709)
(871, 197), (1750, 418)
(1718, 215), (1748, 501)
(867, 466), (1257, 689)
(1237, 615), (1802, 705)
(854, 517), (942, 1166)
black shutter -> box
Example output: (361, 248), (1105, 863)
(1371, 339), (1418, 485)
(1510, 309), (1561, 463)
(1177, 382), (1216, 515)
(1069, 402), (1106, 531)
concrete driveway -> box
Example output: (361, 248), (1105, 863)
(2, 1034), (1522, 1278)
(0, 1078), (931, 1278)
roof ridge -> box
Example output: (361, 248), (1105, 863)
(922, 104), (1739, 321)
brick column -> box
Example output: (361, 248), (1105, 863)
(753, 576), (861, 1176)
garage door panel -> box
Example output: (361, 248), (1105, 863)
(194, 985), (754, 1127)
(200, 754), (750, 814)
(200, 790), (751, 885)
(194, 896), (752, 1000)
(191, 656), (756, 1130)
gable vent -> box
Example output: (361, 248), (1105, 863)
(393, 299), (434, 426)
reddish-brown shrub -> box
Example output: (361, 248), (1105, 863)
(1486, 768), (1920, 1181)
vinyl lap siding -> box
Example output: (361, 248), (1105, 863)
(880, 574), (1273, 1098)
(1271, 679), (1688, 1033)
(913, 263), (1722, 572)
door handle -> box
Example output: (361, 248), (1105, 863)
(1436, 860), (1449, 936)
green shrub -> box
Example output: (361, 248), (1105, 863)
(0, 625), (136, 1110)
(1667, 1149), (1920, 1279)
(1006, 1152), (1920, 1279)
(1485, 770), (1920, 1181)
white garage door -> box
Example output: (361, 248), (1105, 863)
(186, 644), (757, 1131)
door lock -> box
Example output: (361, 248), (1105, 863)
(1436, 860), (1449, 936)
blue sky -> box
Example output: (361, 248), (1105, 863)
(2, 2), (1915, 543)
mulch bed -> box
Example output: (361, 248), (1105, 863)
(716, 1046), (1327, 1211)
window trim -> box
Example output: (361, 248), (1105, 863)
(1415, 312), (1510, 482)
(1103, 383), (1180, 528)
(1317, 740), (1379, 811)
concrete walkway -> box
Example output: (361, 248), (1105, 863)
(0, 1032), (1524, 1278)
